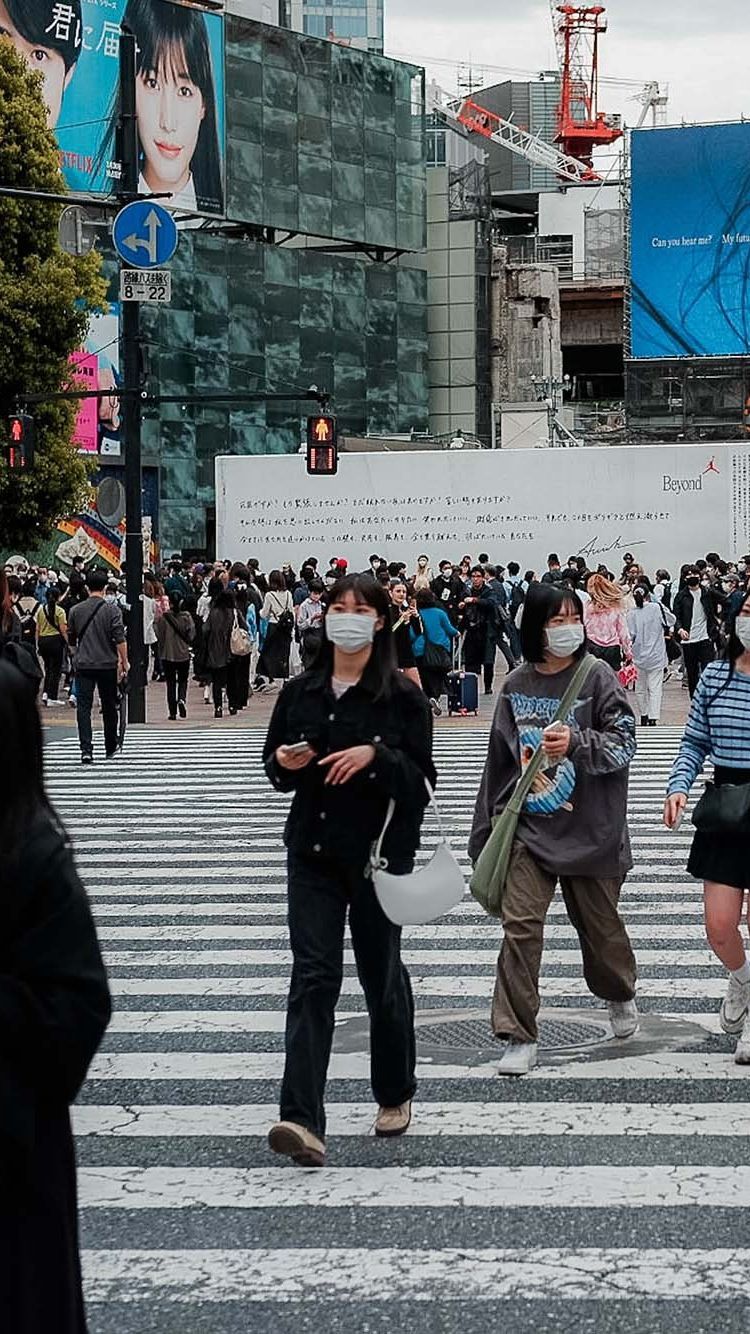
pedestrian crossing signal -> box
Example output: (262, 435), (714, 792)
(5, 414), (34, 470)
(306, 414), (338, 475)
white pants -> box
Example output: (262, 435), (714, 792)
(634, 666), (664, 721)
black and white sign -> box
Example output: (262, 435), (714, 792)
(119, 270), (172, 303)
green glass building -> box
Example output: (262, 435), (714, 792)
(99, 20), (427, 556)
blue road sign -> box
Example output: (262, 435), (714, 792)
(112, 201), (178, 269)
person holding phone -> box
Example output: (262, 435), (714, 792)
(263, 574), (436, 1167)
(664, 590), (750, 1063)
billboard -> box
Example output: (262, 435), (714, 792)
(70, 307), (121, 455)
(631, 123), (750, 359)
(0, 0), (225, 214)
(216, 443), (750, 576)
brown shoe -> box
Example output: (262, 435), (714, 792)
(268, 1121), (326, 1167)
(374, 1101), (412, 1138)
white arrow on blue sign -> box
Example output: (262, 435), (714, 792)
(112, 201), (178, 269)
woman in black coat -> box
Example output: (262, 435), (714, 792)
(205, 577), (240, 717)
(0, 645), (112, 1333)
(263, 575), (436, 1166)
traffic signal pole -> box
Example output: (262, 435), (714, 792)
(118, 26), (146, 724)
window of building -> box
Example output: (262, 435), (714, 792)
(427, 128), (446, 167)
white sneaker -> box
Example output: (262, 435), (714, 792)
(720, 976), (750, 1035)
(429, 697), (442, 717)
(498, 1040), (538, 1076)
(734, 1013), (750, 1065)
(608, 999), (639, 1038)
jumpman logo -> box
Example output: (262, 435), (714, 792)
(703, 456), (720, 475)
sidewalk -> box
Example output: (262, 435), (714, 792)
(42, 667), (692, 733)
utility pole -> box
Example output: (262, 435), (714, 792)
(118, 25), (146, 723)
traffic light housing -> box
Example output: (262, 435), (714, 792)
(5, 414), (35, 470)
(306, 414), (338, 476)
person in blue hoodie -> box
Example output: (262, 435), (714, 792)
(411, 588), (459, 716)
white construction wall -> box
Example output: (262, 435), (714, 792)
(216, 443), (750, 575)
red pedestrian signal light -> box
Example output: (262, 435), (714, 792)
(5, 414), (34, 470)
(306, 414), (338, 475)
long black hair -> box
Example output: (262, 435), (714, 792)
(317, 574), (396, 697)
(0, 652), (53, 856)
(95, 0), (222, 212)
(44, 583), (61, 629)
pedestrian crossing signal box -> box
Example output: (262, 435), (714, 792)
(306, 414), (338, 475)
(5, 414), (35, 470)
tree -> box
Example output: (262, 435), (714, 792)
(0, 38), (106, 551)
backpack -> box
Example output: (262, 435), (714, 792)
(18, 600), (40, 643)
(510, 582), (525, 617)
(271, 592), (294, 632)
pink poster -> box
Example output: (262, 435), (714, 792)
(70, 352), (99, 453)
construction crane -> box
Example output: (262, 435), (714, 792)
(549, 4), (622, 165)
(631, 81), (669, 128)
(428, 83), (603, 186)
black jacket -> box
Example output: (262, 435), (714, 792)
(263, 663), (436, 870)
(389, 604), (417, 669)
(0, 811), (111, 1333)
(459, 586), (494, 639)
(431, 574), (464, 624)
(673, 586), (720, 641)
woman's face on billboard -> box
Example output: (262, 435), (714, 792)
(136, 47), (205, 194)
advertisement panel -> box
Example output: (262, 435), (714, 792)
(70, 306), (121, 455)
(217, 443), (750, 575)
(631, 123), (750, 359)
(0, 0), (225, 214)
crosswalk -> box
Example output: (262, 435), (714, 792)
(42, 724), (750, 1332)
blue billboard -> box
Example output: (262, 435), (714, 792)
(631, 122), (750, 359)
(1, 0), (225, 215)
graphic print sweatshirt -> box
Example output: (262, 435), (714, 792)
(469, 658), (636, 878)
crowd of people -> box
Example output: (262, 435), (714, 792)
(1, 545), (749, 1315)
(2, 544), (749, 761)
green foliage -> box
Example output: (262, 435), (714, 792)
(0, 38), (107, 550)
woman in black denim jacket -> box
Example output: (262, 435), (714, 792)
(263, 574), (436, 1166)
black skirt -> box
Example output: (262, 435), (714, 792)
(687, 766), (750, 891)
(587, 642), (622, 672)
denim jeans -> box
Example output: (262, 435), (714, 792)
(280, 851), (417, 1138)
(75, 669), (118, 757)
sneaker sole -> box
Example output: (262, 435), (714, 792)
(611, 1024), (639, 1039)
(268, 1125), (325, 1168)
(720, 1002), (748, 1036)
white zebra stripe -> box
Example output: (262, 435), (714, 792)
(77, 1246), (750, 1303)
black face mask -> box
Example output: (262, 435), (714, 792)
(687, 578), (700, 588)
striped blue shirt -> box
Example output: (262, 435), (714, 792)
(668, 661), (750, 795)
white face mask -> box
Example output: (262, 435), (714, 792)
(325, 612), (377, 654)
(736, 618), (750, 650)
(545, 624), (585, 658)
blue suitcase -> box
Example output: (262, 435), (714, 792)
(447, 670), (479, 715)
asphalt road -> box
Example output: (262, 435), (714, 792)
(41, 722), (750, 1333)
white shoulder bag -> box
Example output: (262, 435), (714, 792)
(370, 779), (465, 926)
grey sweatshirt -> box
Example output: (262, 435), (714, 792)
(469, 658), (636, 878)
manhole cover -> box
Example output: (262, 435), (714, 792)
(416, 1015), (609, 1052)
